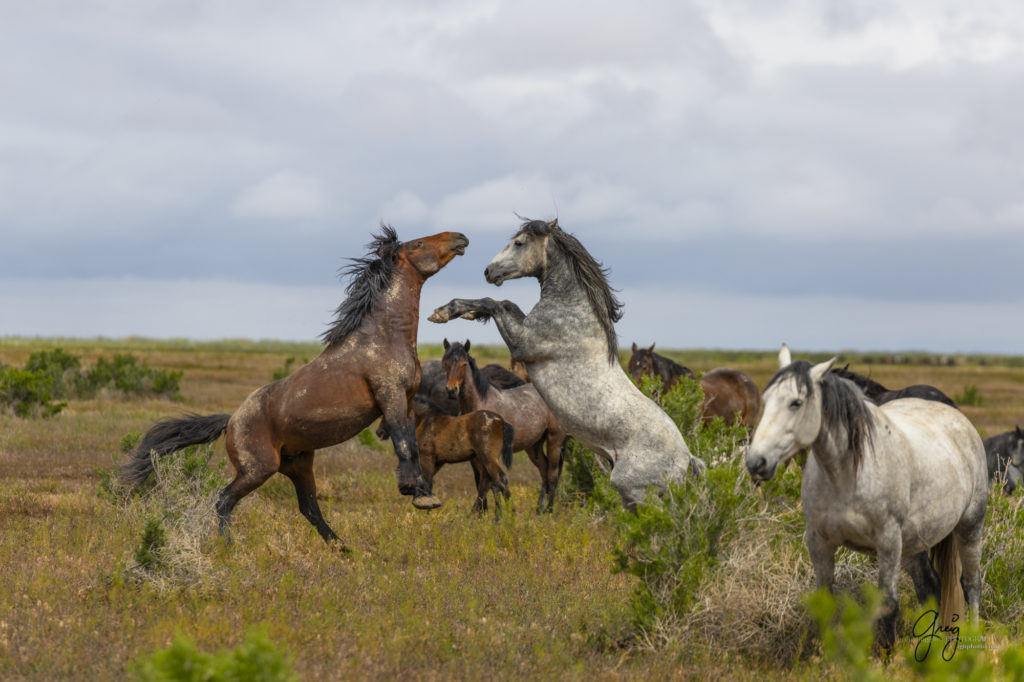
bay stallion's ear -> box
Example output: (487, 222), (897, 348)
(547, 218), (559, 230)
(648, 343), (656, 354)
(631, 342), (638, 352)
(465, 339), (471, 352)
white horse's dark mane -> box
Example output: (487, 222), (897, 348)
(767, 360), (875, 475)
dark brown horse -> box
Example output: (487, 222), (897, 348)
(119, 226), (468, 546)
(627, 343), (761, 428)
(442, 339), (567, 511)
(417, 359), (525, 416)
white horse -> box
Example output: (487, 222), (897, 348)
(745, 354), (987, 648)
(429, 218), (703, 509)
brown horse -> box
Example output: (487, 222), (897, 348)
(411, 399), (515, 515)
(119, 226), (468, 546)
(442, 339), (567, 511)
(627, 342), (761, 428)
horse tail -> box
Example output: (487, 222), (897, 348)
(932, 532), (965, 629)
(500, 421), (515, 469)
(119, 413), (232, 487)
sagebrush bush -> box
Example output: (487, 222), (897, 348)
(981, 484), (1024, 627)
(106, 443), (228, 588)
(0, 348), (182, 416)
(0, 365), (67, 417)
(130, 627), (297, 682)
(612, 462), (757, 632)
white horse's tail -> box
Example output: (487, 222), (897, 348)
(932, 533), (965, 628)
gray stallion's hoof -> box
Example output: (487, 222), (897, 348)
(412, 495), (443, 510)
(428, 309), (449, 323)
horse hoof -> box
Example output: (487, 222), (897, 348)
(412, 495), (443, 510)
(428, 309), (449, 323)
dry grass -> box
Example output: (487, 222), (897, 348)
(1, 339), (1023, 680)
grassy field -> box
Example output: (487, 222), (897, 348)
(1, 338), (1023, 680)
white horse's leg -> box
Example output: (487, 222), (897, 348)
(875, 523), (903, 650)
(805, 527), (836, 592)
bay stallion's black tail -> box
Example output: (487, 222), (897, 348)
(119, 413), (232, 487)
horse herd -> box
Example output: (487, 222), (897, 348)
(121, 218), (1024, 649)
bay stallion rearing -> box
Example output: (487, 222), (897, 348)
(119, 226), (468, 547)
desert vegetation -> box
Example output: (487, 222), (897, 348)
(2, 338), (1024, 680)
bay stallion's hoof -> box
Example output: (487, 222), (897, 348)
(412, 495), (443, 510)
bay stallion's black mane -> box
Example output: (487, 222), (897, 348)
(767, 360), (875, 476)
(321, 224), (402, 348)
(519, 219), (624, 363)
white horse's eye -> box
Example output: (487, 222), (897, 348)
(514, 240), (523, 247)
(789, 398), (804, 409)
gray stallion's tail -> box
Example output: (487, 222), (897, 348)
(119, 413), (231, 487)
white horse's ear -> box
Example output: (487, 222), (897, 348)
(778, 343), (792, 368)
(810, 356), (838, 383)
(548, 218), (559, 230)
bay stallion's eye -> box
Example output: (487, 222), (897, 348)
(416, 241), (423, 247)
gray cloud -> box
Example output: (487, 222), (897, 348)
(2, 1), (1022, 352)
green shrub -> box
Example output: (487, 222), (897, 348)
(79, 354), (183, 400)
(556, 438), (621, 513)
(804, 586), (885, 680)
(271, 356), (307, 381)
(1, 349), (183, 416)
(0, 366), (67, 417)
(134, 517), (168, 571)
(981, 482), (1024, 627)
(954, 385), (983, 407)
(25, 348), (81, 399)
(130, 627), (297, 682)
(612, 462), (757, 632)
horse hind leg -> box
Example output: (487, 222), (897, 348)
(904, 551), (941, 605)
(278, 449), (346, 548)
(216, 435), (279, 541)
(540, 433), (566, 513)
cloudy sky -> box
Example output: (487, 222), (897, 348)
(1, 1), (1022, 354)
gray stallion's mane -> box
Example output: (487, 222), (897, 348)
(519, 219), (624, 363)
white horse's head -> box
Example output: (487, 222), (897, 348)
(484, 219), (556, 286)
(746, 356), (837, 481)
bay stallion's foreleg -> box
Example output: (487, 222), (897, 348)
(376, 389), (442, 510)
(429, 298), (530, 357)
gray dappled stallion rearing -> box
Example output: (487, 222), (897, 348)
(430, 218), (704, 509)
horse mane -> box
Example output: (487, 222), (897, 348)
(768, 360), (874, 475)
(519, 219), (624, 363)
(830, 365), (888, 401)
(321, 224), (402, 347)
(651, 349), (694, 379)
